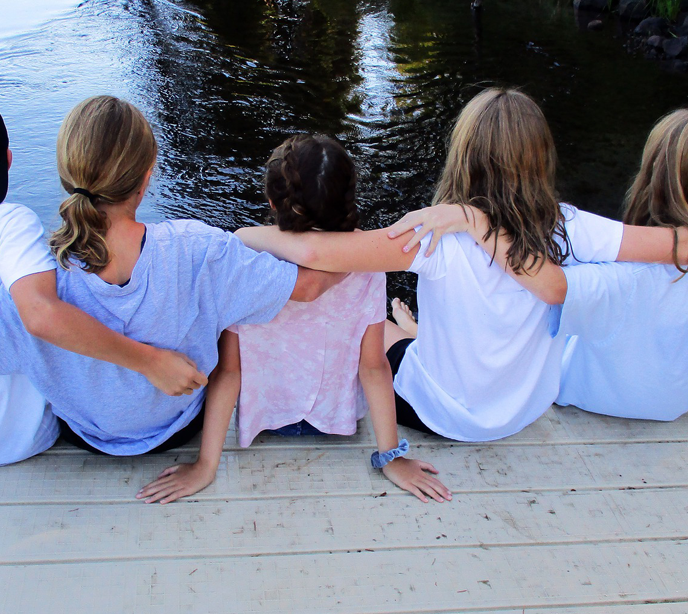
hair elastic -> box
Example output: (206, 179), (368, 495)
(73, 187), (99, 202)
(370, 439), (409, 469)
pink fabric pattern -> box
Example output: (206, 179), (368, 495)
(232, 272), (387, 447)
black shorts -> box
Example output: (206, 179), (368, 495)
(57, 406), (206, 455)
(386, 338), (437, 435)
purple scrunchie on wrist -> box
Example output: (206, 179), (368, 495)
(370, 439), (409, 469)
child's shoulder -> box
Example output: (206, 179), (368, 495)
(148, 218), (226, 242)
(0, 202), (56, 292)
(0, 201), (42, 231)
(146, 219), (241, 256)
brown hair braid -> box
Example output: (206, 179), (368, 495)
(265, 134), (359, 233)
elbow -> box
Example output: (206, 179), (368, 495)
(19, 301), (56, 341)
(359, 360), (392, 380)
(296, 245), (320, 270)
(540, 280), (567, 305)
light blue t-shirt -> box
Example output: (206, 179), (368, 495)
(0, 219), (298, 454)
(551, 262), (688, 421)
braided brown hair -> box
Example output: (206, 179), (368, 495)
(265, 134), (359, 233)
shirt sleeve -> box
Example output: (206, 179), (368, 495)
(210, 231), (298, 330)
(548, 261), (635, 340)
(368, 272), (388, 325)
(0, 204), (56, 290)
(407, 229), (458, 280)
(561, 204), (624, 265)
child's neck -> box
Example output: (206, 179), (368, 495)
(97, 198), (145, 285)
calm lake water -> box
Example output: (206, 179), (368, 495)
(1, 0), (687, 301)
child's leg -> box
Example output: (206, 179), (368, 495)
(384, 320), (414, 352)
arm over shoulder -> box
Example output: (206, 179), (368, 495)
(561, 205), (624, 264)
(209, 230), (298, 329)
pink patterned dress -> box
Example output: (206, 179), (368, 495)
(231, 272), (387, 447)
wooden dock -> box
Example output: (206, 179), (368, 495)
(2, 405), (687, 613)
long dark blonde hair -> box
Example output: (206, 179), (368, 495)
(433, 88), (569, 274)
(50, 96), (158, 273)
(624, 109), (688, 273)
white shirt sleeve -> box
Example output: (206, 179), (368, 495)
(561, 204), (624, 264)
(407, 230), (459, 280)
(0, 203), (56, 290)
(549, 262), (635, 340)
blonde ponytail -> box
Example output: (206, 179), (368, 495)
(49, 96), (158, 272)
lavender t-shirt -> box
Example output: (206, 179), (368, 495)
(0, 219), (297, 455)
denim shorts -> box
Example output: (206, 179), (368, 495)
(268, 419), (326, 437)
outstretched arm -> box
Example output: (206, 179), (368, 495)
(137, 330), (240, 504)
(359, 321), (452, 503)
(617, 225), (688, 264)
(235, 226), (419, 273)
(10, 271), (208, 395)
(387, 205), (568, 304)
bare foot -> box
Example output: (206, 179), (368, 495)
(391, 298), (418, 337)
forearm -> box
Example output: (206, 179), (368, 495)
(10, 271), (208, 396)
(197, 370), (239, 470)
(617, 224), (688, 265)
(359, 364), (400, 453)
(21, 295), (158, 373)
(198, 330), (240, 468)
(11, 271), (156, 372)
(235, 225), (416, 273)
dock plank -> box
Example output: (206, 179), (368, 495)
(2, 488), (688, 564)
(3, 439), (688, 504)
(2, 542), (688, 613)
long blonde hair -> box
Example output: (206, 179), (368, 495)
(433, 88), (568, 274)
(50, 96), (158, 273)
(624, 109), (688, 273)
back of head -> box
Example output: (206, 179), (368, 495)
(50, 96), (158, 272)
(0, 113), (8, 202)
(624, 109), (688, 229)
(434, 87), (566, 273)
(264, 134), (359, 233)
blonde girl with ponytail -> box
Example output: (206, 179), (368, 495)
(0, 109), (207, 466)
(0, 96), (336, 502)
(236, 88), (688, 442)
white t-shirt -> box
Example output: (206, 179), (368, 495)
(0, 202), (59, 465)
(553, 262), (688, 420)
(393, 204), (624, 442)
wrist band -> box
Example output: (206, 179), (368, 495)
(371, 439), (409, 469)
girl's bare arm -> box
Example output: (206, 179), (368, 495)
(234, 226), (419, 273)
(10, 270), (208, 395)
(617, 225), (688, 264)
(358, 321), (452, 503)
(137, 330), (241, 504)
(387, 205), (568, 304)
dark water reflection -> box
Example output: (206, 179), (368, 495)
(1, 0), (687, 304)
